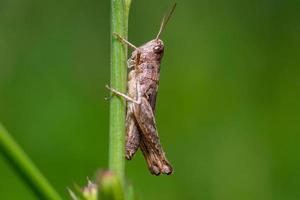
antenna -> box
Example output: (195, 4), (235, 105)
(156, 3), (177, 40)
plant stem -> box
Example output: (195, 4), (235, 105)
(0, 123), (62, 200)
(109, 0), (132, 185)
(100, 171), (124, 200)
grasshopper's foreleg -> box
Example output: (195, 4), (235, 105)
(112, 32), (138, 50)
(105, 85), (141, 105)
(113, 32), (142, 70)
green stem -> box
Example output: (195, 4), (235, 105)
(100, 171), (124, 200)
(109, 0), (131, 185)
(0, 123), (62, 200)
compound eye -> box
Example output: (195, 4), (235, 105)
(153, 45), (163, 53)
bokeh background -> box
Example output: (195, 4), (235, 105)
(1, 0), (300, 199)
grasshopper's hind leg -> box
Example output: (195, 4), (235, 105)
(125, 103), (140, 160)
(134, 97), (173, 175)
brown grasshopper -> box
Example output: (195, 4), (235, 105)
(106, 4), (176, 175)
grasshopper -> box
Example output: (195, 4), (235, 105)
(106, 3), (176, 175)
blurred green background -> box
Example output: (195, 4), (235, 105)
(1, 0), (300, 199)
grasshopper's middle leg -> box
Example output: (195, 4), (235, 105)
(105, 77), (142, 105)
(105, 85), (141, 105)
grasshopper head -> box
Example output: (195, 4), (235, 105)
(152, 39), (164, 54)
(139, 39), (165, 62)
